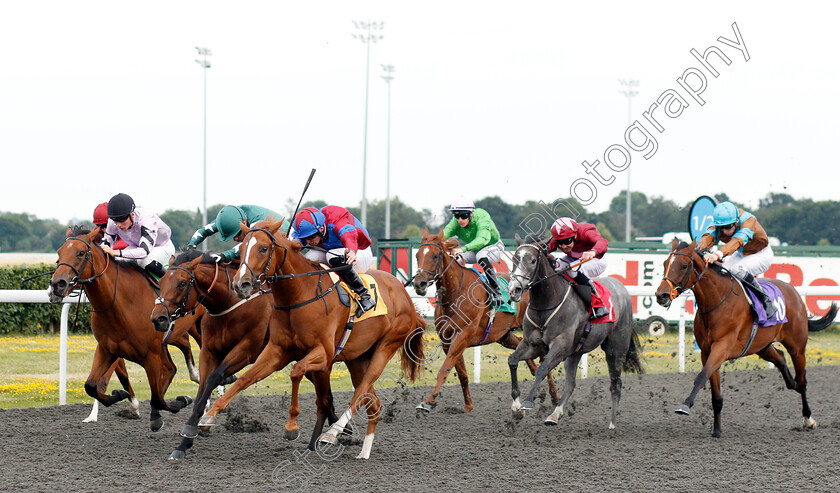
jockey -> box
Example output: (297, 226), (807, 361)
(99, 193), (175, 279)
(546, 217), (610, 319)
(698, 201), (776, 318)
(443, 197), (504, 308)
(92, 202), (128, 250)
(291, 205), (376, 313)
(187, 204), (283, 262)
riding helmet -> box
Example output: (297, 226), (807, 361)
(712, 202), (739, 227)
(551, 217), (578, 240)
(93, 202), (109, 226)
(294, 207), (326, 239)
(449, 196), (475, 212)
(107, 193), (135, 219)
(215, 205), (248, 242)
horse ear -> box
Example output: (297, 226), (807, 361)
(65, 227), (73, 238)
(670, 238), (680, 251)
(515, 233), (523, 245)
(443, 237), (460, 251)
(169, 255), (176, 266)
(239, 220), (249, 234)
(422, 227), (429, 238)
(186, 255), (203, 268)
(437, 227), (445, 238)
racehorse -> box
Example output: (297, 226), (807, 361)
(507, 234), (643, 428)
(48, 226), (201, 431)
(412, 228), (557, 412)
(151, 249), (273, 460)
(655, 239), (838, 436)
(198, 218), (426, 459)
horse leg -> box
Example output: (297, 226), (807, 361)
(453, 354), (473, 412)
(756, 344), (796, 389)
(782, 342), (816, 429)
(320, 343), (397, 459)
(84, 345), (130, 409)
(521, 342), (566, 411)
(304, 370), (335, 451)
(200, 343), (292, 429)
(500, 330), (559, 405)
(418, 332), (472, 412)
(600, 335), (631, 431)
(170, 330), (200, 383)
(113, 358), (140, 417)
(675, 340), (731, 422)
(146, 348), (194, 432)
(709, 369), (723, 438)
(545, 353), (582, 425)
(508, 339), (543, 414)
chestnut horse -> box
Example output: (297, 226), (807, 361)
(151, 249), (273, 460)
(199, 218), (426, 459)
(412, 228), (557, 412)
(49, 226), (202, 431)
(655, 240), (838, 437)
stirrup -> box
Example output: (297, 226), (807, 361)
(591, 306), (609, 320)
(356, 292), (376, 312)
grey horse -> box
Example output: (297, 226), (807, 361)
(507, 234), (643, 429)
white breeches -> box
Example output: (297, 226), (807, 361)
(722, 245), (774, 277)
(303, 246), (374, 274)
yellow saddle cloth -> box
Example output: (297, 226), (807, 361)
(325, 268), (388, 322)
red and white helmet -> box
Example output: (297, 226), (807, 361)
(551, 217), (577, 240)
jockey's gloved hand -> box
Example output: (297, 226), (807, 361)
(211, 254), (222, 263)
(187, 244), (197, 250)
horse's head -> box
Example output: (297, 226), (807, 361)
(151, 251), (205, 332)
(49, 226), (101, 303)
(233, 217), (287, 299)
(508, 233), (549, 302)
(655, 239), (700, 308)
(413, 227), (459, 295)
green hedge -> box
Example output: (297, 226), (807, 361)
(0, 264), (91, 334)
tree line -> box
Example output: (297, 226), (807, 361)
(2, 192), (839, 254)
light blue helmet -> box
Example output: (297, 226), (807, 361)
(713, 201), (739, 227)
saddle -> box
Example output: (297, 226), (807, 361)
(327, 271), (387, 362)
(467, 266), (517, 314)
(563, 275), (615, 323)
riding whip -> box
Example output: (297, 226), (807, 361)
(287, 168), (317, 234)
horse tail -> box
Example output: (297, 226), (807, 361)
(400, 311), (428, 382)
(622, 329), (645, 375)
(808, 302), (838, 332)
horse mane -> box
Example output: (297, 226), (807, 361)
(523, 233), (549, 250)
(172, 248), (215, 266)
(72, 225), (92, 236)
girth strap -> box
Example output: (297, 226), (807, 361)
(525, 284), (572, 332)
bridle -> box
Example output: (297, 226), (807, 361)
(415, 241), (462, 295)
(510, 243), (566, 294)
(155, 261), (223, 321)
(661, 248), (734, 315)
(56, 236), (118, 312)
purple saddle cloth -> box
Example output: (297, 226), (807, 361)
(745, 280), (788, 327)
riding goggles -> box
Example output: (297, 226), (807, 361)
(452, 211), (471, 220)
(111, 214), (130, 223)
(556, 237), (574, 245)
(717, 222), (736, 231)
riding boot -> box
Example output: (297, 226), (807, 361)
(329, 257), (376, 313)
(742, 273), (777, 319)
(574, 271), (609, 320)
(478, 258), (503, 308)
(144, 260), (167, 279)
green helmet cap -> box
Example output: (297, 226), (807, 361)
(216, 206), (247, 242)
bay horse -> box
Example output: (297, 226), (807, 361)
(199, 218), (426, 459)
(151, 249), (273, 460)
(655, 240), (838, 437)
(49, 226), (201, 431)
(412, 228), (557, 412)
(507, 234), (643, 429)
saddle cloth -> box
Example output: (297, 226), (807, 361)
(744, 279), (788, 327)
(590, 280), (616, 324)
(326, 269), (388, 322)
(468, 266), (517, 314)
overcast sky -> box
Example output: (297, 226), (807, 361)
(1, 1), (836, 228)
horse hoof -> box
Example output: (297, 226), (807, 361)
(415, 402), (432, 412)
(220, 374), (238, 386)
(520, 400), (534, 411)
(674, 404), (691, 415)
(804, 417), (817, 429)
(544, 416), (558, 426)
(318, 433), (337, 446)
(283, 428), (300, 441)
(180, 424), (199, 438)
(198, 415), (217, 428)
(176, 396), (193, 408)
(168, 450), (186, 461)
(341, 423), (354, 437)
(151, 417), (165, 432)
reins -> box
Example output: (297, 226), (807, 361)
(58, 236), (119, 313)
(661, 248), (735, 315)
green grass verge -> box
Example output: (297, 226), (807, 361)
(2, 328), (840, 409)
